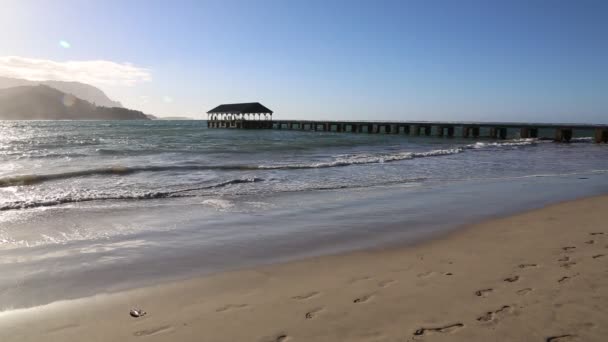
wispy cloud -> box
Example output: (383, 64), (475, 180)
(0, 56), (151, 86)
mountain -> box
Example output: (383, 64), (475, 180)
(0, 85), (149, 120)
(0, 76), (122, 108)
(160, 116), (196, 120)
(144, 115), (198, 120)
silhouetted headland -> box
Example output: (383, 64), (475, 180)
(0, 85), (150, 120)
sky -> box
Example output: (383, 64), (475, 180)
(1, 0), (607, 122)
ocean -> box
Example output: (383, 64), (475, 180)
(1, 120), (608, 310)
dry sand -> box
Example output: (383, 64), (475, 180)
(1, 195), (607, 342)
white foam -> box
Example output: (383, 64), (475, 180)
(412, 148), (464, 157)
(571, 137), (593, 142)
(466, 138), (538, 149)
(201, 198), (235, 210)
(258, 138), (539, 170)
(244, 201), (275, 210)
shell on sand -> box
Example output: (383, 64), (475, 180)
(130, 309), (146, 318)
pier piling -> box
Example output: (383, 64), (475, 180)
(555, 128), (573, 142)
(595, 129), (608, 143)
(472, 127), (480, 138)
(411, 125), (420, 136)
(520, 127), (538, 139)
(436, 126), (444, 137)
(422, 126), (431, 136)
(447, 126), (455, 137)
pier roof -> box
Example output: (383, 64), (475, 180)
(207, 102), (273, 114)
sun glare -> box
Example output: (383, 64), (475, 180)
(58, 40), (71, 49)
(62, 94), (76, 107)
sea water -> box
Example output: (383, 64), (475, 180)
(1, 120), (607, 309)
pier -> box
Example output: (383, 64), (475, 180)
(207, 103), (608, 143)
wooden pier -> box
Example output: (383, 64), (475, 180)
(207, 103), (608, 143)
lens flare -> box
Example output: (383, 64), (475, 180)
(62, 94), (76, 107)
(59, 40), (71, 48)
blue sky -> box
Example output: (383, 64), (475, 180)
(1, 0), (607, 122)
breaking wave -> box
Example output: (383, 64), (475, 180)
(0, 139), (537, 188)
(0, 178), (264, 211)
(0, 176), (432, 211)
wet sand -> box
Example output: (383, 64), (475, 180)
(1, 195), (607, 341)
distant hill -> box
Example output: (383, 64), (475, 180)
(160, 116), (196, 120)
(0, 85), (149, 120)
(144, 115), (196, 120)
(0, 76), (122, 108)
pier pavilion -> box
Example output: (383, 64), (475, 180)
(207, 102), (273, 129)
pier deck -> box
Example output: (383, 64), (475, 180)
(208, 119), (608, 143)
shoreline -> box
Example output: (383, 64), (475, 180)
(3, 171), (607, 312)
(2, 194), (607, 341)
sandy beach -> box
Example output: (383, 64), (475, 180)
(1, 195), (607, 342)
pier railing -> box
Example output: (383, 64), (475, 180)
(207, 119), (608, 143)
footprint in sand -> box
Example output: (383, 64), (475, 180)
(46, 324), (80, 334)
(518, 263), (538, 269)
(349, 276), (373, 284)
(558, 274), (579, 284)
(378, 279), (396, 288)
(562, 246), (577, 252)
(475, 288), (493, 297)
(261, 333), (290, 342)
(417, 271), (436, 278)
(546, 334), (576, 341)
(477, 305), (513, 323)
(133, 325), (174, 337)
(592, 254), (605, 259)
(516, 288), (533, 296)
(589, 232), (604, 236)
(558, 256), (570, 262)
(305, 307), (323, 320)
(292, 291), (320, 301)
(560, 261), (577, 269)
(504, 275), (520, 283)
(216, 304), (249, 312)
(585, 240), (595, 245)
(413, 323), (464, 336)
(353, 293), (374, 304)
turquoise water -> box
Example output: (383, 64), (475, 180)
(1, 120), (607, 309)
